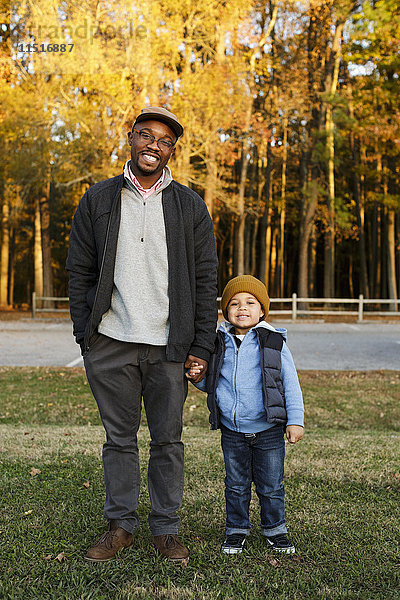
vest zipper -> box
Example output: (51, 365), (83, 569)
(233, 343), (239, 427)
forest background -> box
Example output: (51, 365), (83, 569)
(0, 0), (399, 310)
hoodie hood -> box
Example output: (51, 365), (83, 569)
(218, 319), (288, 342)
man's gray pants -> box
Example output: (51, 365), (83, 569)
(84, 334), (187, 536)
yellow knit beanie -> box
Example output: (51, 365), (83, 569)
(221, 275), (270, 320)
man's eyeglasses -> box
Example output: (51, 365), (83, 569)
(132, 129), (175, 150)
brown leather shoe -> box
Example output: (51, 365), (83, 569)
(153, 534), (189, 564)
(84, 521), (133, 562)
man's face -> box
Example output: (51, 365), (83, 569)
(127, 119), (176, 179)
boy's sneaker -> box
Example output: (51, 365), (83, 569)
(221, 533), (247, 554)
(265, 534), (295, 554)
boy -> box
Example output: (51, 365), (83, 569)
(188, 275), (304, 555)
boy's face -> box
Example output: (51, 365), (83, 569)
(227, 292), (264, 335)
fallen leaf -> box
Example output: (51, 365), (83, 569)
(82, 481), (90, 489)
(23, 510), (33, 516)
(30, 467), (41, 476)
(267, 557), (282, 568)
(55, 552), (66, 562)
(179, 557), (189, 568)
(291, 554), (302, 563)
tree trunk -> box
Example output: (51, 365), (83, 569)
(204, 143), (216, 217)
(40, 182), (54, 309)
(323, 19), (344, 298)
(373, 153), (383, 297)
(237, 99), (253, 275)
(309, 222), (317, 297)
(0, 199), (10, 308)
(244, 215), (252, 274)
(348, 253), (354, 297)
(270, 225), (277, 296)
(348, 84), (369, 297)
(396, 213), (400, 298)
(252, 146), (264, 276)
(258, 140), (272, 282)
(278, 116), (288, 297)
(34, 197), (43, 305)
(372, 203), (381, 298)
(324, 101), (335, 298)
(228, 218), (235, 280)
(352, 136), (369, 297)
(322, 16), (345, 299)
(251, 216), (259, 276)
(298, 178), (318, 299)
(8, 228), (15, 307)
(382, 208), (388, 302)
(387, 208), (398, 311)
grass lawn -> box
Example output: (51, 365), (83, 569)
(0, 368), (399, 599)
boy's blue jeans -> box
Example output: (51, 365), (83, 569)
(221, 424), (288, 537)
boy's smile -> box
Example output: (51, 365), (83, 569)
(227, 292), (264, 335)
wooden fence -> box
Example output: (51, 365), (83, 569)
(32, 292), (398, 321)
(266, 294), (399, 321)
(31, 293), (69, 318)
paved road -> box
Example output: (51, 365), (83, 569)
(0, 319), (80, 367)
(0, 319), (399, 370)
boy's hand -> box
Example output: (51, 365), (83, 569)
(186, 362), (202, 379)
(185, 355), (208, 383)
(286, 425), (304, 444)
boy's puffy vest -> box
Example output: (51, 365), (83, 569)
(205, 328), (286, 430)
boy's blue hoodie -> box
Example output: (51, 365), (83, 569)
(194, 320), (304, 434)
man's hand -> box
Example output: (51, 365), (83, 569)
(286, 425), (304, 444)
(184, 355), (208, 383)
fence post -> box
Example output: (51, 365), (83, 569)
(32, 292), (36, 319)
(292, 293), (297, 321)
(358, 294), (363, 322)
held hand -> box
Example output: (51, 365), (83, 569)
(286, 425), (304, 444)
(186, 362), (203, 379)
(184, 355), (208, 383)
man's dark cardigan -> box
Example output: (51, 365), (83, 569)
(66, 173), (218, 362)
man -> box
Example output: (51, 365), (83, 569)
(66, 107), (218, 564)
